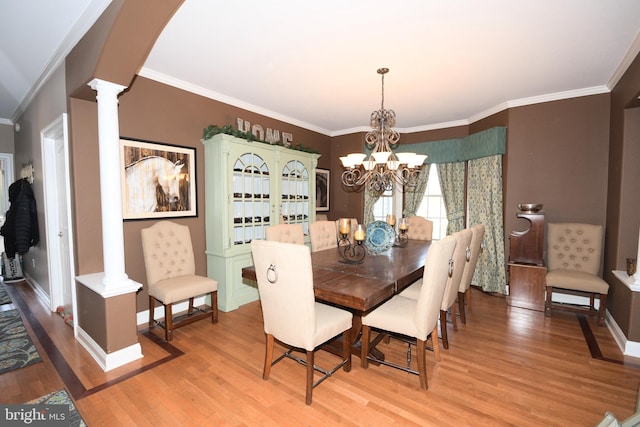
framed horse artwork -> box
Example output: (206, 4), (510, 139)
(120, 138), (197, 220)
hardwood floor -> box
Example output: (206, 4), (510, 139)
(2, 279), (640, 426)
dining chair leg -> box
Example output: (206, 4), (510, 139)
(361, 325), (371, 368)
(210, 291), (219, 323)
(417, 338), (428, 390)
(458, 291), (467, 324)
(188, 297), (194, 314)
(263, 334), (274, 380)
(431, 326), (441, 362)
(164, 303), (173, 341)
(466, 289), (472, 313)
(305, 350), (314, 405)
(440, 310), (449, 349)
(342, 329), (352, 372)
(451, 304), (458, 331)
(148, 296), (155, 328)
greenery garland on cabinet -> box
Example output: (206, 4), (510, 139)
(202, 124), (319, 154)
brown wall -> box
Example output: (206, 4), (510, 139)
(59, 0), (640, 346)
(504, 95), (611, 260)
(71, 77), (331, 310)
(606, 49), (640, 340)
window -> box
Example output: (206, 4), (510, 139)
(372, 188), (394, 222)
(416, 166), (448, 240)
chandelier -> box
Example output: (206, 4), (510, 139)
(340, 68), (427, 193)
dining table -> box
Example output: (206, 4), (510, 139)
(241, 239), (432, 358)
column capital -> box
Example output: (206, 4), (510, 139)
(88, 78), (127, 95)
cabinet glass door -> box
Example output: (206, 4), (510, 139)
(232, 152), (271, 245)
(280, 160), (310, 235)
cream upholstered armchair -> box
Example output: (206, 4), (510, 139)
(309, 220), (338, 252)
(457, 224), (485, 324)
(407, 216), (433, 241)
(545, 223), (609, 326)
(141, 221), (218, 341)
(360, 235), (457, 389)
(399, 228), (472, 349)
(250, 240), (352, 404)
(265, 224), (304, 245)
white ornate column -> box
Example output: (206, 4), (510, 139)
(75, 78), (142, 372)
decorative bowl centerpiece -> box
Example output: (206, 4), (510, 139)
(517, 203), (543, 213)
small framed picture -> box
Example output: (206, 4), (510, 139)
(120, 138), (197, 220)
(316, 168), (330, 212)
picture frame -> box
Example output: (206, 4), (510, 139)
(316, 168), (330, 212)
(120, 138), (197, 220)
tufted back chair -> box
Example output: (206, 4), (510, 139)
(547, 223), (602, 275)
(545, 223), (609, 326)
(141, 221), (218, 341)
(309, 220), (338, 252)
(407, 216), (433, 241)
(265, 224), (305, 245)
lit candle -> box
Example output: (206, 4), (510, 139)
(354, 224), (365, 242)
(399, 217), (408, 231)
(339, 218), (351, 235)
(386, 214), (396, 227)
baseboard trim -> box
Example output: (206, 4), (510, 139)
(76, 326), (143, 372)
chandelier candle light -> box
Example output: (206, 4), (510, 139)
(340, 68), (427, 192)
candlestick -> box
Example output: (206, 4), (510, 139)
(338, 218), (351, 235)
(354, 224), (365, 242)
(386, 214), (396, 227)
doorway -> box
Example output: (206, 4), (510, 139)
(41, 114), (77, 336)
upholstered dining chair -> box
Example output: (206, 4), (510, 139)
(400, 228), (472, 349)
(360, 235), (457, 389)
(265, 223), (305, 245)
(407, 216), (433, 241)
(250, 240), (352, 404)
(309, 220), (338, 252)
(141, 221), (218, 342)
(545, 223), (609, 326)
(457, 224), (485, 324)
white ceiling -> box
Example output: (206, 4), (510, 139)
(3, 0), (640, 136)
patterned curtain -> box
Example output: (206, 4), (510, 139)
(437, 162), (465, 234)
(468, 155), (506, 294)
(363, 187), (384, 225)
(403, 164), (430, 217)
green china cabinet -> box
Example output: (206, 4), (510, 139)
(202, 134), (320, 312)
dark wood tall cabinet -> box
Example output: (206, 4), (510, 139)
(508, 211), (546, 311)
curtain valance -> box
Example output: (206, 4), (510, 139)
(393, 126), (506, 164)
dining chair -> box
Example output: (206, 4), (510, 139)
(438, 228), (472, 348)
(141, 221), (219, 341)
(407, 216), (433, 241)
(400, 228), (472, 349)
(265, 223), (305, 245)
(250, 239), (352, 405)
(309, 220), (338, 252)
(545, 223), (609, 326)
(457, 224), (485, 324)
(360, 235), (457, 389)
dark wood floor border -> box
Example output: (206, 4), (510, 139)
(4, 280), (184, 401)
(577, 313), (640, 368)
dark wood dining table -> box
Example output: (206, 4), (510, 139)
(241, 239), (431, 357)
